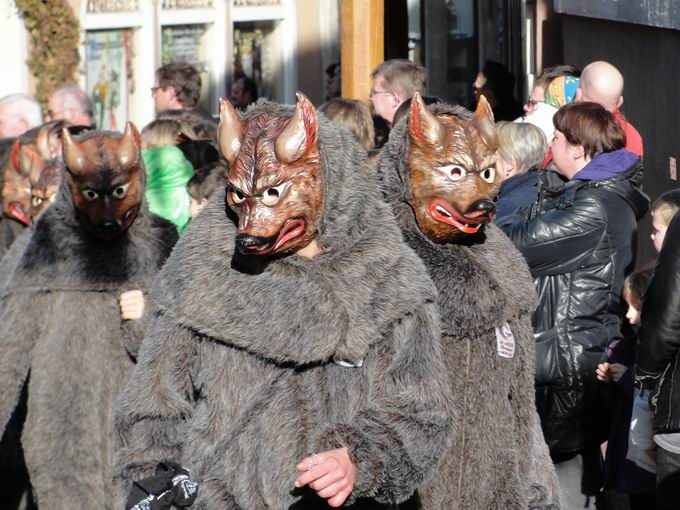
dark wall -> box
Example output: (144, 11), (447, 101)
(553, 14), (680, 266)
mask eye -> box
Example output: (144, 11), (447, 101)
(261, 183), (288, 206)
(82, 189), (99, 201)
(112, 182), (131, 199)
(481, 167), (496, 183)
(229, 188), (246, 205)
(31, 196), (43, 208)
(437, 164), (466, 182)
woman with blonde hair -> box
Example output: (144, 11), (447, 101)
(140, 119), (195, 232)
(318, 98), (374, 150)
(493, 121), (547, 227)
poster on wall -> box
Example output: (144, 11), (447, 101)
(85, 30), (128, 131)
(161, 24), (211, 111)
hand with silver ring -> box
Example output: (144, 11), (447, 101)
(294, 447), (357, 507)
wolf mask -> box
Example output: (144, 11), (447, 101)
(218, 92), (323, 256)
(61, 122), (144, 241)
(407, 93), (500, 243)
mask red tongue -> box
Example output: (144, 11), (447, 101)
(7, 203), (31, 226)
(428, 198), (486, 234)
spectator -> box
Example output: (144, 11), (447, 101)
(0, 94), (42, 138)
(324, 63), (341, 101)
(504, 102), (649, 509)
(46, 85), (94, 127)
(187, 163), (226, 218)
(473, 60), (523, 121)
(230, 76), (258, 110)
(391, 95), (442, 126)
(636, 206), (680, 510)
(369, 59), (426, 127)
(493, 121), (547, 227)
(650, 190), (680, 253)
(519, 75), (580, 144)
(318, 98), (374, 150)
(141, 119), (194, 232)
(523, 64), (581, 116)
(576, 61), (643, 157)
(597, 268), (657, 510)
(152, 63), (202, 113)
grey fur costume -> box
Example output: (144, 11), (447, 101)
(377, 103), (560, 509)
(0, 168), (178, 508)
(114, 101), (450, 509)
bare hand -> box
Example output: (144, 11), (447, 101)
(596, 362), (611, 382)
(295, 448), (357, 507)
(119, 290), (145, 320)
(609, 363), (628, 383)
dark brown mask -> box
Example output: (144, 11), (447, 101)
(407, 93), (500, 243)
(62, 122), (144, 241)
(28, 126), (61, 218)
(1, 141), (32, 225)
(218, 92), (323, 256)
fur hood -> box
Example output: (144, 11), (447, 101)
(378, 103), (536, 329)
(152, 100), (436, 366)
(2, 173), (176, 296)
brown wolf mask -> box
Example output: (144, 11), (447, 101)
(1, 140), (32, 225)
(61, 122), (144, 241)
(407, 93), (500, 243)
(218, 92), (323, 256)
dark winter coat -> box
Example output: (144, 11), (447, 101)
(504, 149), (649, 454)
(378, 103), (559, 509)
(0, 216), (25, 260)
(494, 169), (540, 227)
(637, 210), (680, 434)
(114, 102), (450, 509)
(0, 180), (178, 509)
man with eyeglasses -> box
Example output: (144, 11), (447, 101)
(46, 85), (94, 127)
(369, 59), (426, 127)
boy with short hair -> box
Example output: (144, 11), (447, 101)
(187, 163), (226, 218)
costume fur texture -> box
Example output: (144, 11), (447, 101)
(0, 167), (178, 509)
(114, 100), (450, 509)
(378, 102), (560, 509)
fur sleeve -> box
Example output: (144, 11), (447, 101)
(316, 301), (450, 504)
(510, 316), (560, 509)
(113, 310), (197, 504)
(0, 291), (43, 434)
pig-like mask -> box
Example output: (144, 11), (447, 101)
(218, 92), (323, 256)
(61, 122), (144, 241)
(407, 93), (500, 243)
(1, 141), (32, 225)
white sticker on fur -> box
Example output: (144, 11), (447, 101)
(495, 322), (515, 359)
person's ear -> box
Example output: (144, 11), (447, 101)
(168, 85), (178, 101)
(201, 198), (209, 205)
(572, 144), (585, 160)
(617, 96), (624, 109)
(575, 87), (583, 103)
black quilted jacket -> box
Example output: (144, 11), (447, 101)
(504, 157), (648, 454)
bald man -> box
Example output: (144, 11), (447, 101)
(576, 61), (643, 157)
(47, 85), (94, 127)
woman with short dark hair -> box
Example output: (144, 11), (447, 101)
(503, 101), (649, 508)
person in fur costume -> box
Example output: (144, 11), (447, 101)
(377, 93), (559, 509)
(0, 123), (178, 508)
(114, 93), (450, 509)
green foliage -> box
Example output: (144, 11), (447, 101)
(15, 0), (80, 110)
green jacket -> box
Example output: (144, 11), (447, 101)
(142, 146), (193, 232)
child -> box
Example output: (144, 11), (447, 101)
(650, 189), (680, 253)
(187, 162), (226, 218)
(597, 269), (656, 509)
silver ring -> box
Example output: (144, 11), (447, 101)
(307, 453), (324, 471)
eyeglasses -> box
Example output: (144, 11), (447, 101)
(369, 88), (394, 99)
(526, 98), (544, 108)
(150, 86), (163, 96)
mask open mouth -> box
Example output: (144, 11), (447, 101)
(237, 218), (307, 256)
(273, 218), (306, 252)
(7, 203), (31, 226)
(428, 198), (491, 234)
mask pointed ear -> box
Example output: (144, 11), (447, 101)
(62, 128), (88, 175)
(10, 140), (22, 175)
(117, 122), (142, 169)
(275, 92), (318, 164)
(473, 95), (499, 150)
(408, 92), (445, 148)
(218, 97), (242, 166)
(36, 126), (52, 160)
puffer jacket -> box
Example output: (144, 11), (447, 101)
(636, 211), (680, 434)
(504, 149), (649, 454)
